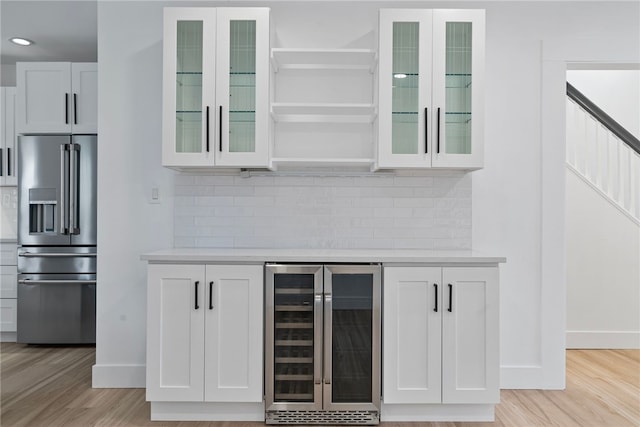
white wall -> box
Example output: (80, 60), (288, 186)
(567, 69), (640, 140)
(1, 65), (16, 87)
(93, 2), (174, 387)
(565, 169), (640, 348)
(94, 1), (640, 389)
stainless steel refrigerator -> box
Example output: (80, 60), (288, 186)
(17, 135), (97, 344)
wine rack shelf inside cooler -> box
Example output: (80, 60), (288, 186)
(273, 275), (316, 403)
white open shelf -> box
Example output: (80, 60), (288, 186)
(271, 48), (377, 72)
(271, 102), (377, 123)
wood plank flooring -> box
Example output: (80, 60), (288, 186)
(1, 344), (638, 426)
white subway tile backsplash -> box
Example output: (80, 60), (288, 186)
(173, 173), (471, 249)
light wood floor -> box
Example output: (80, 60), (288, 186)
(0, 344), (638, 426)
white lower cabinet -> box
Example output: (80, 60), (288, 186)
(0, 243), (17, 340)
(383, 266), (499, 405)
(146, 263), (263, 403)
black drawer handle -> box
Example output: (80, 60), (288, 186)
(209, 281), (214, 310)
(205, 106), (210, 152)
(447, 283), (453, 312)
(433, 283), (438, 312)
(65, 93), (69, 124)
(437, 107), (441, 154)
(73, 93), (78, 124)
(425, 107), (428, 154)
(219, 106), (223, 152)
(194, 281), (200, 310)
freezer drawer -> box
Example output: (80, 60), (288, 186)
(17, 273), (96, 344)
(17, 246), (96, 274)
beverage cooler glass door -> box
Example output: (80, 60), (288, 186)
(323, 265), (381, 412)
(266, 265), (324, 411)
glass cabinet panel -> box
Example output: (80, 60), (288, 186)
(228, 20), (256, 153)
(391, 22), (419, 155)
(444, 22), (472, 155)
(175, 21), (203, 154)
(331, 273), (374, 403)
(272, 273), (316, 403)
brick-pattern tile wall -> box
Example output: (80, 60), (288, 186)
(174, 173), (471, 249)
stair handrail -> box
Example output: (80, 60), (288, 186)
(566, 82), (640, 156)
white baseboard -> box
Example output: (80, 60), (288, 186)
(500, 365), (547, 389)
(380, 403), (494, 422)
(1, 332), (16, 342)
(567, 331), (640, 349)
(92, 364), (145, 388)
(151, 402), (264, 421)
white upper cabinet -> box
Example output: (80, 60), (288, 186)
(162, 7), (270, 169)
(1, 87), (17, 186)
(16, 62), (97, 134)
(377, 9), (485, 169)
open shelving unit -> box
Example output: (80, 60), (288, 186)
(270, 47), (378, 169)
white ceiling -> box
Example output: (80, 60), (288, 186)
(1, 0), (97, 66)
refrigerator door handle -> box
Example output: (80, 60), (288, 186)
(19, 252), (96, 258)
(59, 144), (69, 235)
(323, 293), (332, 385)
(19, 279), (97, 285)
(69, 144), (80, 234)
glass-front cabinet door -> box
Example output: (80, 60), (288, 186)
(378, 9), (433, 168)
(215, 8), (270, 167)
(377, 9), (484, 170)
(162, 7), (269, 168)
(163, 8), (216, 167)
(432, 9), (485, 169)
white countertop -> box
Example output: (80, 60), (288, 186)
(141, 248), (506, 265)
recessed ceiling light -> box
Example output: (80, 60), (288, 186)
(10, 37), (34, 46)
(393, 73), (407, 79)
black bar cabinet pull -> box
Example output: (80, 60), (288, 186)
(7, 148), (10, 176)
(219, 106), (223, 152)
(194, 281), (200, 310)
(0, 148), (3, 176)
(433, 283), (438, 312)
(205, 106), (210, 152)
(425, 107), (428, 153)
(437, 107), (441, 154)
(209, 281), (214, 309)
(73, 93), (78, 124)
(447, 283), (453, 312)
(65, 93), (69, 124)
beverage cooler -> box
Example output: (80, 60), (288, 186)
(265, 264), (381, 425)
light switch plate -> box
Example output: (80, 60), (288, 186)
(149, 186), (161, 204)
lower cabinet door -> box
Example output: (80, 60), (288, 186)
(204, 264), (263, 402)
(0, 299), (17, 332)
(146, 264), (206, 401)
(383, 267), (442, 403)
(441, 267), (499, 404)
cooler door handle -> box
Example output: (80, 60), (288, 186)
(314, 293), (323, 385)
(323, 293), (332, 385)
